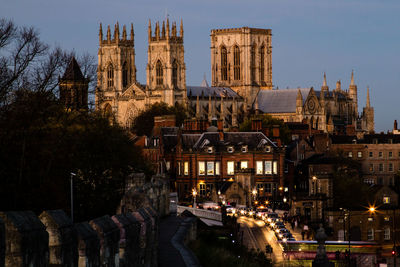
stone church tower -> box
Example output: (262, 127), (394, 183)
(210, 27), (273, 107)
(59, 57), (88, 110)
(146, 19), (187, 106)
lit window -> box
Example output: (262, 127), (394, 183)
(178, 162), (181, 175)
(207, 161), (214, 175)
(273, 161), (278, 174)
(367, 229), (374, 240)
(383, 197), (391, 204)
(357, 151), (362, 158)
(198, 161), (205, 176)
(389, 163), (393, 172)
(227, 161), (235, 175)
(384, 228), (390, 240)
(369, 151), (373, 158)
(166, 161), (171, 171)
(241, 146), (248, 153)
(227, 146), (234, 153)
(368, 217), (373, 222)
(184, 161), (189, 176)
(265, 161), (272, 174)
(348, 151), (353, 158)
(389, 151), (393, 158)
(256, 161), (263, 175)
(215, 162), (220, 175)
(384, 217), (390, 222)
(265, 146), (271, 152)
(338, 230), (345, 241)
(369, 164), (374, 172)
(241, 161), (248, 169)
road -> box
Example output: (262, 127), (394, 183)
(238, 216), (285, 265)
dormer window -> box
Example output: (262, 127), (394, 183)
(265, 146), (271, 153)
(241, 146), (248, 153)
(207, 146), (214, 153)
(227, 146), (234, 153)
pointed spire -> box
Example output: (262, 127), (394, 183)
(323, 72), (327, 87)
(162, 21), (166, 38)
(107, 25), (111, 41)
(172, 22), (177, 37)
(366, 87), (370, 108)
(196, 95), (200, 118)
(130, 23), (134, 42)
(155, 21), (160, 40)
(350, 70), (355, 86)
(166, 18), (170, 39)
(296, 89), (303, 102)
(114, 22), (120, 41)
(180, 18), (184, 37)
(336, 80), (341, 91)
(148, 19), (152, 40)
(99, 23), (103, 43)
(122, 25), (127, 40)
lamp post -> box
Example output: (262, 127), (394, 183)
(192, 188), (197, 208)
(70, 172), (76, 222)
(251, 188), (257, 208)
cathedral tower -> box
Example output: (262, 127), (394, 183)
(97, 22), (136, 96)
(146, 19), (187, 106)
(59, 57), (88, 110)
(210, 27), (273, 106)
(348, 70), (358, 122)
(362, 87), (374, 133)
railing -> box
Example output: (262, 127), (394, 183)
(177, 206), (222, 222)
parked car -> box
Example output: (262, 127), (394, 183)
(201, 201), (220, 210)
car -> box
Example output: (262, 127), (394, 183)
(256, 207), (269, 218)
(201, 201), (220, 210)
(225, 205), (236, 214)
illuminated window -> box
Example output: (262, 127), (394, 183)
(265, 161), (272, 174)
(241, 146), (248, 153)
(384, 217), (390, 222)
(384, 228), (390, 240)
(227, 161), (235, 175)
(348, 151), (353, 158)
(383, 197), (390, 204)
(369, 164), (374, 172)
(221, 46), (227, 81)
(215, 162), (220, 175)
(227, 146), (234, 153)
(184, 161), (189, 176)
(367, 229), (374, 241)
(198, 161), (205, 176)
(273, 161), (278, 174)
(256, 161), (263, 175)
(166, 161), (170, 171)
(207, 161), (214, 175)
(233, 45), (241, 80)
(156, 60), (163, 86)
(240, 161), (248, 169)
(338, 230), (345, 241)
(357, 151), (362, 158)
(178, 162), (181, 175)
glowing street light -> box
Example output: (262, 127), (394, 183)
(192, 188), (197, 208)
(368, 205), (376, 214)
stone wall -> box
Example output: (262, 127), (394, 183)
(0, 209), (158, 267)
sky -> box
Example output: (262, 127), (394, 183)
(2, 0), (400, 132)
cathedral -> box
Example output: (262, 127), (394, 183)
(94, 19), (374, 134)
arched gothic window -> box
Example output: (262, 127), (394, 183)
(259, 46), (265, 82)
(107, 64), (114, 88)
(220, 46), (227, 81)
(172, 60), (178, 88)
(156, 60), (163, 86)
(233, 45), (241, 80)
(251, 45), (256, 82)
(122, 62), (128, 88)
(103, 103), (112, 117)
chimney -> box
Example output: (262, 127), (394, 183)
(251, 119), (262, 132)
(217, 120), (224, 141)
(394, 120), (398, 131)
(272, 125), (280, 138)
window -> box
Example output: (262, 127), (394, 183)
(172, 60), (178, 87)
(338, 230), (345, 241)
(251, 45), (256, 81)
(107, 64), (114, 88)
(379, 151), (383, 158)
(389, 163), (393, 172)
(379, 163), (384, 172)
(207, 161), (214, 175)
(198, 161), (205, 176)
(156, 60), (163, 86)
(122, 62), (128, 88)
(221, 46), (227, 81)
(256, 161), (263, 175)
(384, 216), (390, 222)
(184, 161), (189, 176)
(233, 46), (240, 80)
(348, 151), (353, 158)
(369, 164), (374, 172)
(265, 161), (272, 174)
(389, 151), (393, 158)
(199, 183), (206, 196)
(368, 217), (373, 222)
(240, 161), (248, 169)
(369, 151), (373, 158)
(166, 161), (171, 171)
(357, 151), (362, 158)
(259, 46), (265, 82)
(227, 146), (234, 153)
(273, 161), (278, 175)
(284, 163), (289, 173)
(398, 151), (400, 157)
(265, 183), (272, 193)
(367, 229), (374, 241)
(384, 228), (390, 240)
(241, 146), (248, 153)
(383, 196), (391, 204)
(178, 162), (181, 175)
(207, 147), (213, 153)
(215, 162), (220, 175)
(227, 161), (235, 175)
(265, 146), (271, 152)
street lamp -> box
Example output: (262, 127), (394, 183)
(192, 188), (197, 208)
(70, 172), (76, 222)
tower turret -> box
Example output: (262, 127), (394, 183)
(321, 72), (329, 93)
(148, 19), (152, 40)
(106, 25), (111, 42)
(180, 19), (184, 37)
(99, 23), (103, 43)
(348, 70), (358, 118)
(130, 23), (134, 42)
(122, 25), (127, 41)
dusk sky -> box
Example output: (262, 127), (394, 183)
(2, 0), (399, 131)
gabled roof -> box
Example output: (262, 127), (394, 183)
(62, 57), (85, 81)
(257, 88), (310, 113)
(187, 86), (242, 99)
